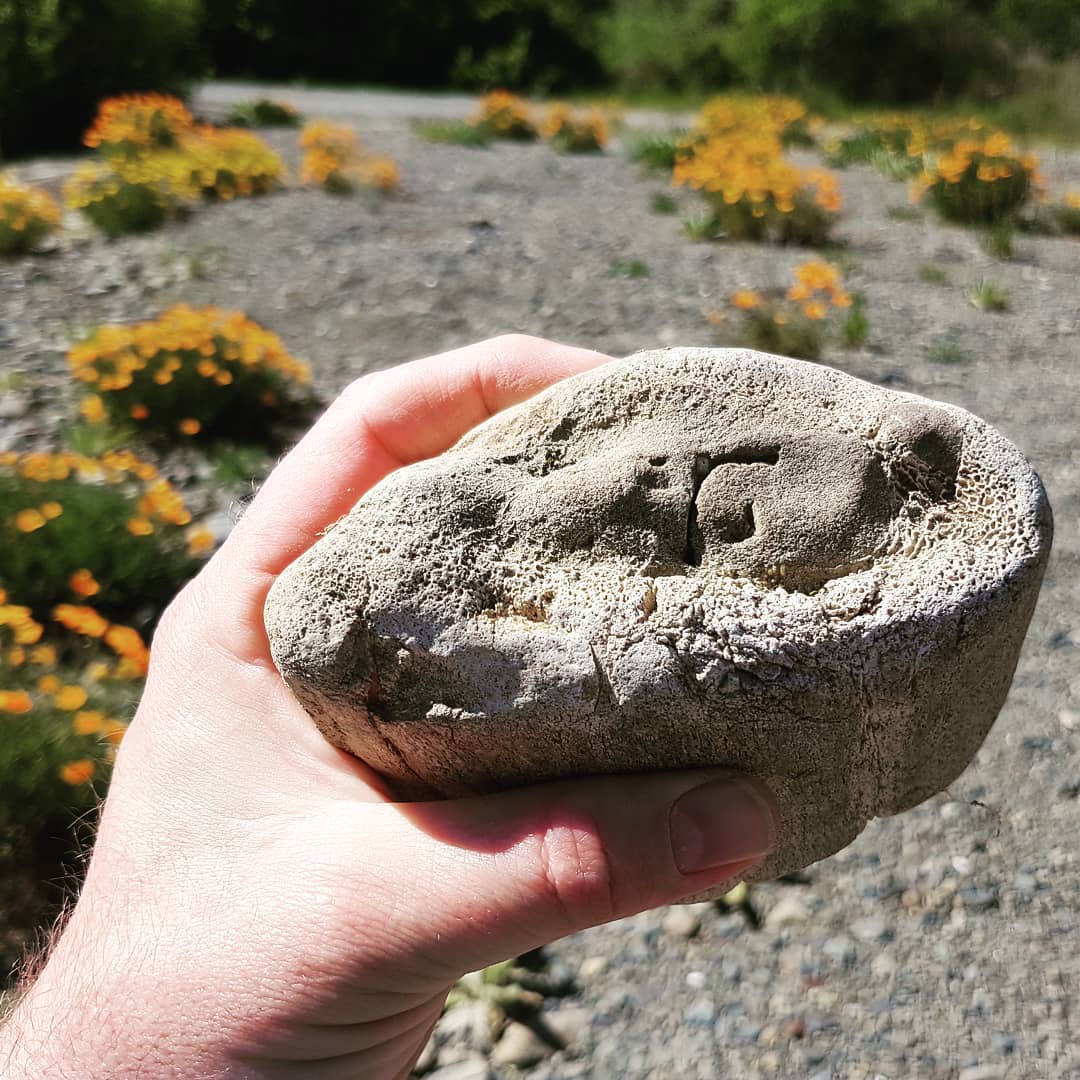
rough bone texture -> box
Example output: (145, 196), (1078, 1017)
(265, 348), (1052, 884)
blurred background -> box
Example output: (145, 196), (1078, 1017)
(4, 0), (1080, 157)
(2, 3), (1079, 1079)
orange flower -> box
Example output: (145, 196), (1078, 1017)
(104, 719), (127, 745)
(178, 418), (201, 436)
(14, 508), (45, 532)
(803, 300), (828, 320)
(731, 290), (763, 310)
(37, 674), (62, 693)
(73, 710), (105, 735)
(69, 569), (101, 597)
(187, 525), (215, 556)
(104, 625), (150, 674)
(40, 501), (63, 520)
(30, 644), (57, 666)
(130, 404), (149, 420)
(54, 685), (89, 711)
(7, 646), (25, 666)
(0, 690), (32, 713)
(127, 517), (154, 536)
(53, 604), (110, 638)
(60, 759), (96, 785)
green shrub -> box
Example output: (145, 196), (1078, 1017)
(0, 176), (61, 255)
(650, 191), (678, 214)
(69, 305), (319, 451)
(627, 131), (686, 173)
(224, 98), (301, 127)
(0, 449), (209, 630)
(967, 279), (1009, 312)
(0, 0), (205, 157)
(597, 0), (735, 91)
(918, 263), (949, 284)
(414, 119), (493, 147)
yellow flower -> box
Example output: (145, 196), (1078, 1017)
(14, 508), (45, 532)
(73, 710), (105, 735)
(104, 719), (127, 745)
(7, 646), (25, 666)
(80, 395), (107, 423)
(803, 301), (828, 320)
(40, 502), (63, 520)
(54, 685), (89, 711)
(0, 689), (32, 713)
(37, 674), (62, 693)
(60, 759), (96, 785)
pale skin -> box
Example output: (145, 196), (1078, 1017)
(0, 335), (777, 1079)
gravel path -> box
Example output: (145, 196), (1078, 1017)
(2, 83), (1079, 1079)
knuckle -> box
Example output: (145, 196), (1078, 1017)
(534, 822), (618, 930)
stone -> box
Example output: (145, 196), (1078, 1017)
(491, 1021), (555, 1068)
(577, 955), (608, 980)
(763, 895), (812, 930)
(426, 1060), (493, 1080)
(662, 901), (709, 938)
(266, 348), (1052, 884)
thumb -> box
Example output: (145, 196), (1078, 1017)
(382, 768), (778, 976)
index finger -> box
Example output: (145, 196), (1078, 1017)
(198, 334), (613, 663)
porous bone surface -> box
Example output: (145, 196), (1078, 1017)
(265, 348), (1052, 881)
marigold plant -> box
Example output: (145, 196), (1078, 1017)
(299, 121), (399, 194)
(711, 260), (859, 361)
(0, 592), (142, 880)
(540, 105), (608, 154)
(184, 126), (286, 200)
(0, 449), (209, 629)
(911, 129), (1041, 225)
(1058, 192), (1080, 236)
(823, 113), (924, 176)
(63, 154), (198, 237)
(468, 91), (538, 142)
(674, 96), (840, 246)
(69, 305), (318, 449)
(83, 93), (195, 157)
(0, 175), (61, 256)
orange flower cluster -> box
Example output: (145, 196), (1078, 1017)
(299, 121), (400, 194)
(0, 175), (61, 256)
(468, 91), (538, 141)
(53, 603), (150, 676)
(674, 96), (841, 245)
(68, 94), (284, 236)
(911, 127), (1041, 225)
(540, 105), (609, 153)
(0, 599), (44, 646)
(68, 304), (311, 443)
(717, 260), (860, 360)
(83, 93), (195, 154)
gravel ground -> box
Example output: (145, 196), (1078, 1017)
(3, 82), (1080, 1079)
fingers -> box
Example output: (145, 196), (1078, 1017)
(195, 335), (612, 663)
(364, 769), (778, 981)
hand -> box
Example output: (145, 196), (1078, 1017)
(1, 336), (777, 1079)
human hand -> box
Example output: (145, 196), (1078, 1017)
(1, 336), (777, 1079)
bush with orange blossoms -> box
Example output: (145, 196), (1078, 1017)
(1, 589), (142, 880)
(299, 121), (399, 195)
(68, 305), (318, 450)
(709, 259), (863, 361)
(910, 128), (1041, 225)
(674, 95), (841, 246)
(468, 90), (538, 142)
(68, 94), (285, 236)
(540, 105), (609, 154)
(0, 449), (210, 630)
(0, 175), (62, 256)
